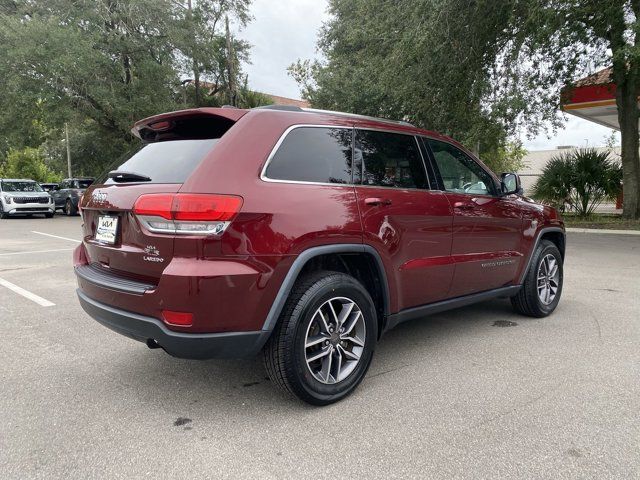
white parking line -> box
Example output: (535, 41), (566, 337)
(0, 248), (75, 257)
(31, 231), (81, 243)
(0, 277), (55, 307)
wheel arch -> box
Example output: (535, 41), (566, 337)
(540, 230), (565, 259)
(518, 227), (566, 284)
(261, 244), (391, 339)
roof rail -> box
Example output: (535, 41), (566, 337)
(253, 104), (415, 127)
(302, 108), (415, 127)
(255, 104), (304, 112)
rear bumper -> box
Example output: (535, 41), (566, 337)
(77, 289), (270, 359)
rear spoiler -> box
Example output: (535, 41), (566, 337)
(131, 108), (249, 142)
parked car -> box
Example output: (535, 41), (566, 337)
(0, 178), (55, 219)
(39, 182), (59, 193)
(74, 106), (565, 405)
(51, 177), (94, 215)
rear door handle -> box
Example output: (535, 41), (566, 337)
(364, 197), (392, 206)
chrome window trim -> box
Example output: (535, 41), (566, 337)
(355, 184), (442, 193)
(261, 124), (434, 189)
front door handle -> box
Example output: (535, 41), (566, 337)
(364, 197), (392, 206)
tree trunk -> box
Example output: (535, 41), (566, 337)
(608, 0), (640, 219)
(615, 74), (640, 219)
(186, 0), (200, 107)
(605, 4), (640, 218)
(194, 66), (200, 107)
(123, 54), (131, 84)
(225, 16), (236, 106)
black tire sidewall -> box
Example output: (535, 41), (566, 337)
(288, 276), (377, 404)
(529, 241), (563, 315)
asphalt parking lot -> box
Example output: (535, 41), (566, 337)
(1, 215), (639, 479)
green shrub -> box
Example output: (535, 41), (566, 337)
(1, 147), (62, 183)
(532, 148), (622, 217)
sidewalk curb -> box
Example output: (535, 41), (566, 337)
(566, 227), (640, 236)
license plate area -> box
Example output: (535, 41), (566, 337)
(95, 215), (119, 245)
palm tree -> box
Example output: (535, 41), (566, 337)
(532, 149), (622, 217)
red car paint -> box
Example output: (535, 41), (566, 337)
(74, 107), (564, 348)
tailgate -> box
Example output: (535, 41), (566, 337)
(81, 184), (182, 283)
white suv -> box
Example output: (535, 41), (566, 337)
(0, 179), (55, 219)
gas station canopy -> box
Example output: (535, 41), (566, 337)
(561, 68), (620, 131)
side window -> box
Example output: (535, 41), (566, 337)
(357, 130), (427, 189)
(265, 127), (354, 184)
(427, 139), (496, 195)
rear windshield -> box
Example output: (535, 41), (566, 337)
(1, 181), (43, 192)
(104, 139), (218, 184)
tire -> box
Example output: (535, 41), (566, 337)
(511, 240), (563, 317)
(65, 199), (77, 216)
(0, 203), (7, 219)
(263, 270), (377, 405)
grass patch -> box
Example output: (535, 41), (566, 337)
(563, 213), (640, 230)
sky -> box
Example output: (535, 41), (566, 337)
(237, 0), (619, 152)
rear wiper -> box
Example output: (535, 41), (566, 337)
(108, 171), (152, 183)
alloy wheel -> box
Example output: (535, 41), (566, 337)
(537, 253), (560, 305)
(304, 296), (366, 385)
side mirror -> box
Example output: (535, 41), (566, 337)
(501, 173), (522, 195)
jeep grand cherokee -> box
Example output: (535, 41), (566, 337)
(74, 106), (565, 405)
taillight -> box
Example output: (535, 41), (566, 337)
(133, 193), (243, 235)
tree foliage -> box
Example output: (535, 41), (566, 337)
(291, 0), (640, 217)
(532, 149), (623, 216)
(0, 147), (62, 183)
(0, 0), (252, 176)
(288, 0), (543, 173)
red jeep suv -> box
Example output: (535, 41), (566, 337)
(74, 105), (565, 405)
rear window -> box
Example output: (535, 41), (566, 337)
(265, 127), (354, 184)
(105, 139), (217, 184)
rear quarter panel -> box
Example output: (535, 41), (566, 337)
(180, 111), (363, 257)
(173, 111), (364, 331)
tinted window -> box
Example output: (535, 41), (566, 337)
(266, 127), (354, 184)
(427, 139), (496, 195)
(0, 181), (43, 192)
(77, 179), (93, 189)
(105, 139), (217, 184)
(357, 130), (427, 189)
